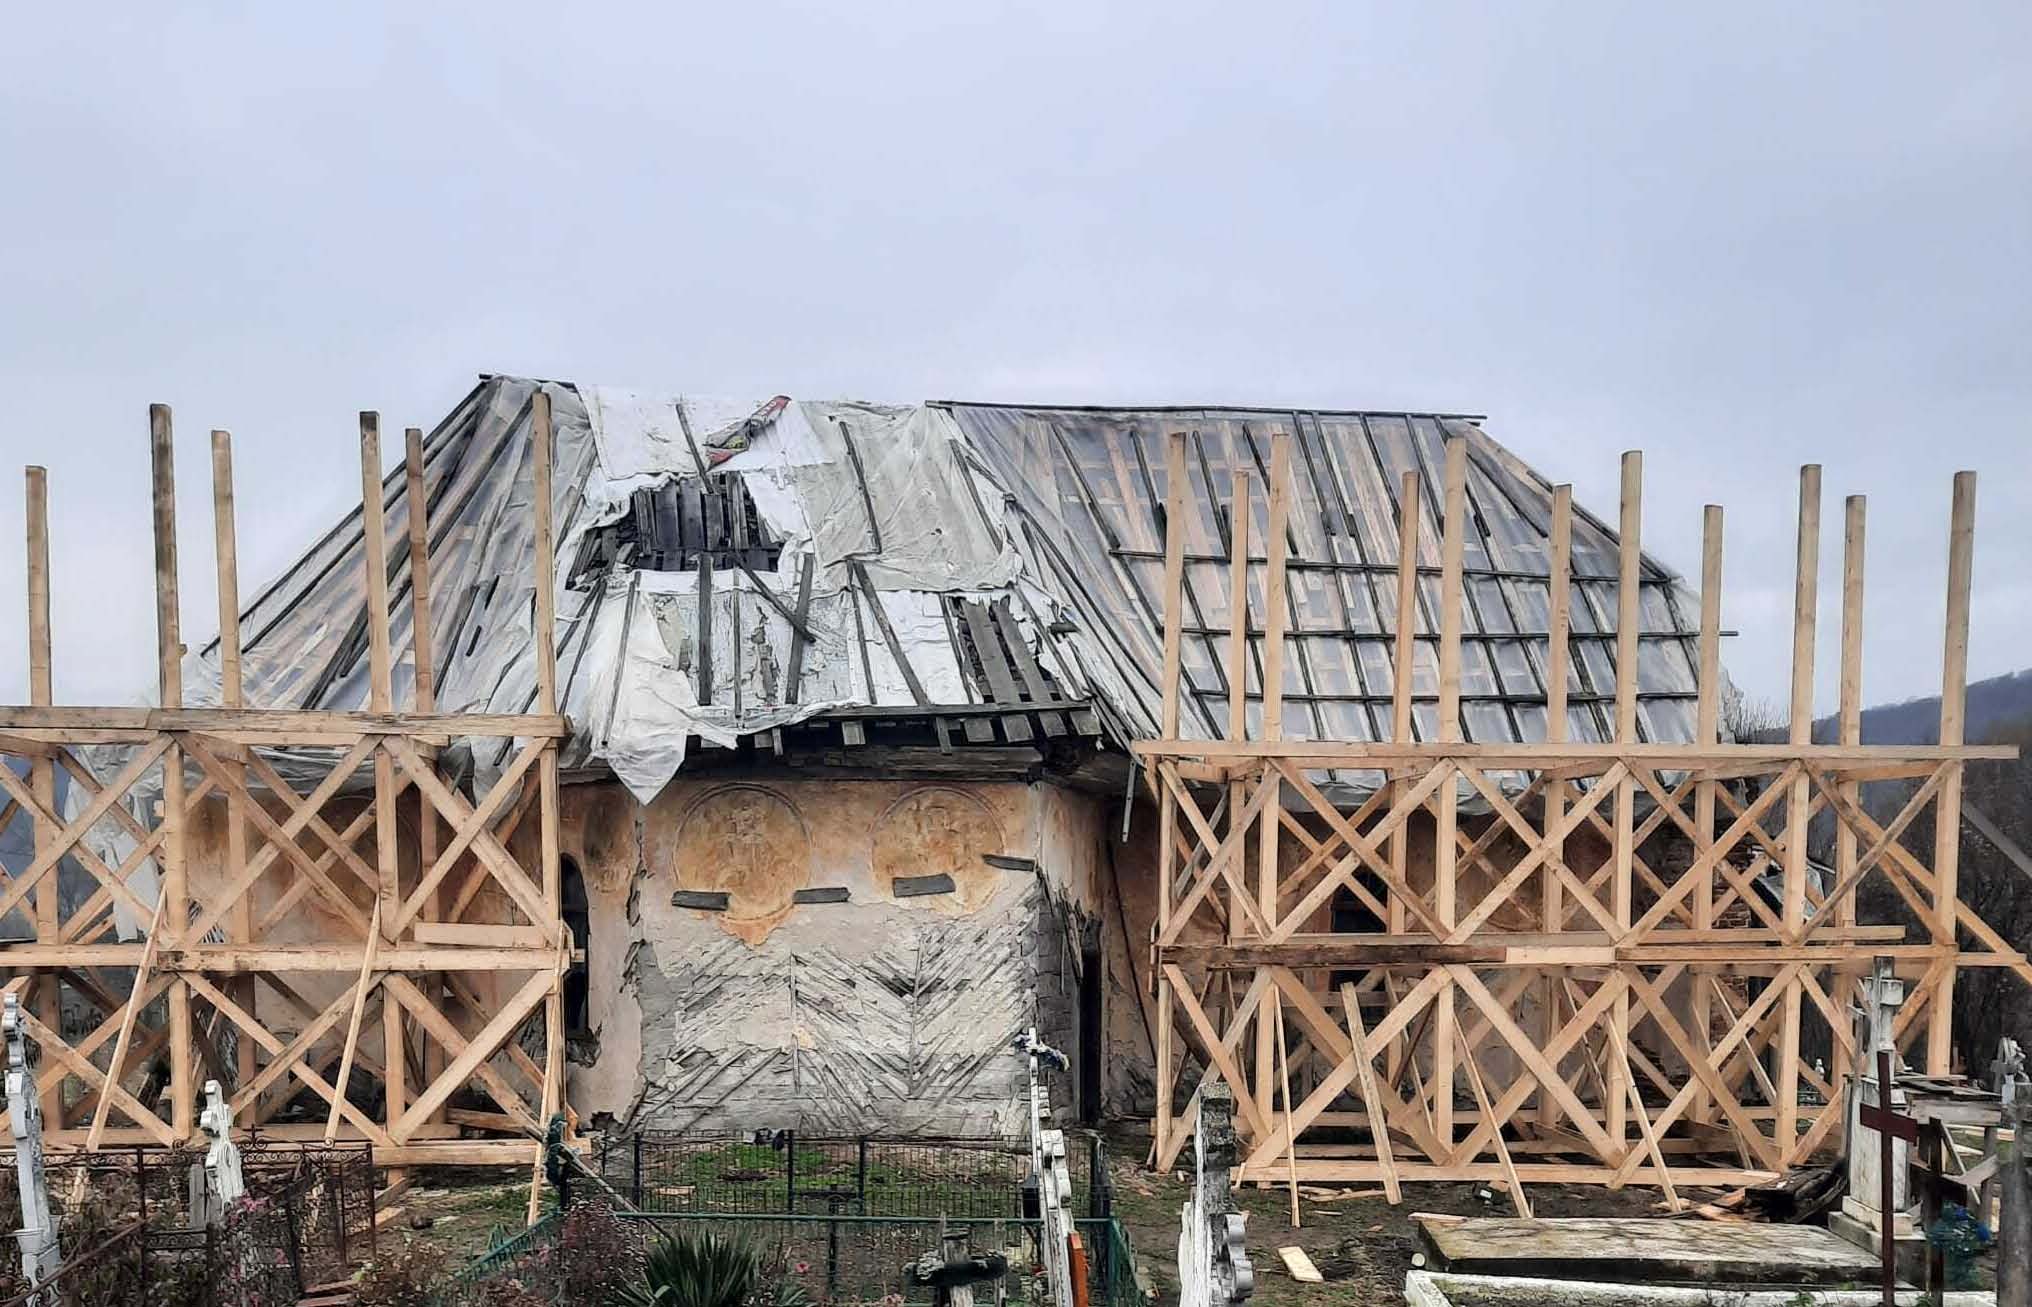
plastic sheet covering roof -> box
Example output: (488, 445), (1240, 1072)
(179, 378), (1707, 803)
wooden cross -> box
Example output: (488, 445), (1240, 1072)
(1859, 1047), (1919, 1307)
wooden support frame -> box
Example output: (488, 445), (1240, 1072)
(0, 401), (568, 1175)
(1139, 431), (2016, 1210)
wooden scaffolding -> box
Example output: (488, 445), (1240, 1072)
(1, 401), (570, 1171)
(1143, 433), (2024, 1200)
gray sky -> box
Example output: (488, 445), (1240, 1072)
(1, 2), (2026, 715)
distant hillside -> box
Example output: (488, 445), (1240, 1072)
(1812, 667), (2032, 745)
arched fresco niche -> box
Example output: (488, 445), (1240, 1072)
(871, 786), (1005, 912)
(671, 784), (811, 945)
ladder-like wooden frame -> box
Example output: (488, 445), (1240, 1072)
(2, 400), (571, 1172)
(1142, 433), (2021, 1198)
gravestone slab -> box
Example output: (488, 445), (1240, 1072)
(1417, 1217), (1879, 1287)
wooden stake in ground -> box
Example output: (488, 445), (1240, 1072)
(1273, 996), (1300, 1228)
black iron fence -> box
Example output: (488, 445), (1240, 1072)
(586, 1130), (1115, 1221)
(0, 1140), (376, 1307)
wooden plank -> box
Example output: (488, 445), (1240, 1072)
(1227, 467), (1251, 741)
(324, 901), (383, 1143)
(783, 553), (817, 705)
(150, 405), (181, 711)
(696, 550), (715, 704)
(24, 467), (51, 704)
(1434, 438), (1467, 1148)
(532, 389), (558, 714)
(1777, 465), (1820, 1147)
(852, 561), (933, 708)
(24, 466), (60, 1122)
(1262, 434), (1291, 740)
(87, 896), (166, 1150)
(390, 968), (554, 1143)
(1339, 982), (1401, 1204)
(1277, 1247), (1321, 1284)
(1388, 467), (1420, 969)
(1453, 1022), (1530, 1217)
(405, 428), (436, 713)
(0, 706), (566, 736)
(1930, 469), (1976, 1073)
(994, 597), (1067, 735)
(1273, 993), (1301, 1227)
(960, 599), (1033, 742)
(1159, 431), (1188, 739)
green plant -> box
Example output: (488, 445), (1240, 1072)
(615, 1231), (762, 1307)
(355, 1241), (449, 1307)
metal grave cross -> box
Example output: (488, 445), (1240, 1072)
(1859, 1046), (1920, 1307)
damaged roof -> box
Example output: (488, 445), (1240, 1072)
(189, 376), (1707, 801)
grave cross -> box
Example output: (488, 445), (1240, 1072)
(1859, 1047), (1919, 1307)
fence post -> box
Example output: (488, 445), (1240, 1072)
(335, 1163), (348, 1269)
(633, 1134), (645, 1209)
(856, 1139), (869, 1216)
(785, 1130), (797, 1213)
(134, 1148), (147, 1224)
(825, 1192), (842, 1303)
(282, 1183), (306, 1300)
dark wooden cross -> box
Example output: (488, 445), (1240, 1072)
(1859, 1047), (1919, 1307)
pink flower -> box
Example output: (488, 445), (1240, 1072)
(795, 1262), (811, 1274)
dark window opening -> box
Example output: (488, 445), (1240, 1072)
(562, 855), (591, 1035)
(570, 472), (781, 588)
(1329, 873), (1386, 993)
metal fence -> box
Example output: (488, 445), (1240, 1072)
(0, 1141), (376, 1307)
(586, 1130), (1115, 1221)
(448, 1210), (1146, 1307)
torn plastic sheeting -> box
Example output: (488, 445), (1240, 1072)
(785, 403), (1020, 593)
(576, 567), (851, 802)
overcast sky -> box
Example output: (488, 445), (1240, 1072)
(0, 2), (2025, 717)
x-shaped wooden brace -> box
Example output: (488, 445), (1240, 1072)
(1157, 766), (1274, 946)
(0, 739), (169, 927)
(1272, 761), (1446, 935)
(391, 967), (556, 1142)
(1449, 765), (1624, 939)
(387, 738), (555, 936)
(1625, 763), (1800, 942)
(1615, 966), (1793, 1175)
(1273, 761), (1455, 941)
(1237, 967), (1453, 1170)
(180, 970), (391, 1144)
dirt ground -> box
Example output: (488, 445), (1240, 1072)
(380, 1135), (2001, 1305)
(1103, 1154), (1669, 1306)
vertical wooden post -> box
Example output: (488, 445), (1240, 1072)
(1154, 432), (1187, 1167)
(404, 427), (442, 1105)
(150, 403), (194, 1139)
(1255, 435), (1291, 1129)
(531, 387), (566, 1219)
(210, 431), (257, 1092)
(1779, 465), (1822, 1154)
(1928, 472), (1976, 1075)
(1609, 451), (1642, 1149)
(1539, 483), (1572, 1128)
(24, 467), (61, 1122)
(1227, 469), (1251, 743)
(1387, 467), (1419, 1082)
(1690, 505), (1724, 1125)
(1435, 437), (1466, 1150)
(24, 468), (50, 705)
(360, 413), (405, 1133)
(1831, 495), (1867, 1122)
